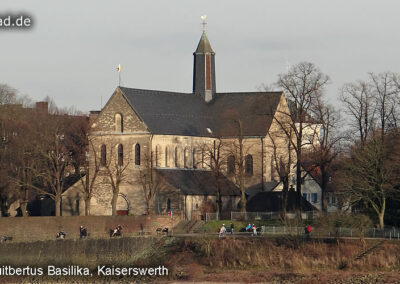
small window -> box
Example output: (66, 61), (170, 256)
(167, 198), (171, 211)
(135, 144), (140, 165)
(227, 155), (235, 174)
(115, 113), (123, 132)
(311, 193), (318, 203)
(118, 144), (123, 166)
(245, 155), (253, 175)
(302, 193), (308, 201)
(100, 145), (106, 166)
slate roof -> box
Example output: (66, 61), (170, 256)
(194, 31), (214, 54)
(120, 87), (282, 137)
(246, 191), (317, 212)
(155, 168), (240, 196)
(245, 181), (280, 199)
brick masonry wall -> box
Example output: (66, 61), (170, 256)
(0, 216), (180, 242)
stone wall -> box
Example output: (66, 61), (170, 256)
(0, 216), (180, 242)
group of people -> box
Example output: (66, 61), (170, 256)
(219, 223), (258, 237)
(219, 223), (312, 238)
(56, 224), (125, 239)
(245, 223), (258, 236)
(110, 225), (122, 237)
(219, 223), (235, 237)
(56, 225), (89, 239)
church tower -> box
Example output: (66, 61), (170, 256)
(193, 31), (216, 103)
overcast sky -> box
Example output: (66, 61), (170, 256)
(1, 0), (400, 112)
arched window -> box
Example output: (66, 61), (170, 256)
(245, 154), (253, 175)
(135, 144), (140, 165)
(174, 146), (178, 167)
(192, 148), (197, 169)
(100, 144), (106, 166)
(165, 146), (169, 167)
(155, 145), (161, 167)
(227, 155), (235, 175)
(115, 113), (123, 132)
(175, 146), (183, 168)
(167, 198), (171, 210)
(117, 144), (123, 166)
(184, 147), (191, 168)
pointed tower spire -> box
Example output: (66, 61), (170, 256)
(193, 15), (216, 103)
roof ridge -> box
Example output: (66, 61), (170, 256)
(120, 86), (190, 95)
(216, 91), (283, 95)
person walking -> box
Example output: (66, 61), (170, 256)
(304, 225), (311, 239)
(79, 226), (87, 238)
(252, 224), (257, 236)
(230, 223), (234, 235)
(219, 224), (226, 238)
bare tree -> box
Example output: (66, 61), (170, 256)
(101, 142), (131, 216)
(340, 81), (376, 145)
(76, 138), (100, 216)
(339, 71), (400, 227)
(0, 84), (18, 105)
(306, 97), (343, 212)
(224, 120), (254, 213)
(268, 127), (294, 217)
(139, 151), (164, 215)
(275, 62), (330, 212)
(199, 139), (226, 217)
(337, 133), (400, 228)
(27, 114), (79, 216)
(341, 72), (400, 144)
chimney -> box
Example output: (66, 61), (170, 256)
(35, 102), (48, 114)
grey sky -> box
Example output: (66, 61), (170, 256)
(1, 0), (399, 112)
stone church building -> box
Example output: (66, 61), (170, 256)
(62, 31), (302, 219)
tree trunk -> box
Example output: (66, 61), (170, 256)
(378, 199), (385, 229)
(238, 123), (246, 213)
(321, 168), (328, 212)
(84, 196), (91, 216)
(281, 178), (289, 220)
(148, 195), (156, 215)
(296, 159), (302, 214)
(111, 192), (118, 216)
(296, 126), (303, 216)
(55, 194), (61, 216)
(216, 188), (222, 217)
(20, 188), (29, 217)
